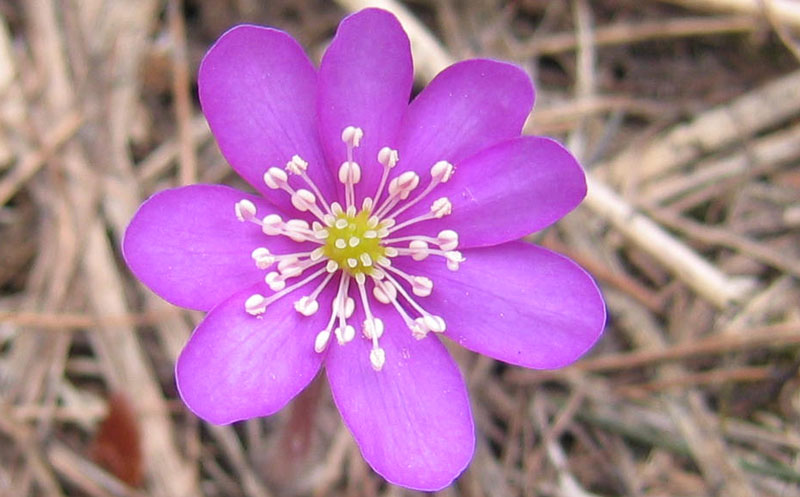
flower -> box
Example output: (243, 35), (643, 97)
(123, 8), (605, 491)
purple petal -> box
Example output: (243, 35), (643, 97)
(317, 8), (413, 203)
(123, 184), (300, 311)
(393, 136), (587, 248)
(400, 241), (605, 368)
(176, 283), (330, 424)
(326, 308), (474, 491)
(395, 59), (534, 174)
(199, 25), (334, 211)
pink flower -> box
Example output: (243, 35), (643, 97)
(123, 8), (605, 491)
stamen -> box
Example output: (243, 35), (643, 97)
(381, 271), (446, 339)
(245, 263), (327, 315)
(263, 167), (289, 190)
(388, 197), (452, 234)
(341, 126), (364, 148)
(369, 348), (386, 371)
(445, 250), (465, 271)
(430, 160), (454, 183)
(245, 294), (267, 315)
(293, 270), (336, 316)
(384, 161), (454, 220)
(285, 154), (332, 214)
(314, 328), (332, 353)
(372, 277), (397, 303)
(437, 230), (459, 251)
(251, 247), (274, 269)
(356, 277), (386, 371)
(235, 199), (257, 222)
(430, 197), (453, 218)
(294, 296), (319, 316)
(374, 171), (420, 218)
(338, 160), (362, 209)
(334, 275), (355, 344)
(382, 264), (433, 297)
(372, 147), (399, 207)
(408, 240), (429, 261)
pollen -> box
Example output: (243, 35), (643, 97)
(323, 208), (386, 275)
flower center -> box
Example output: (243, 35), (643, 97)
(232, 125), (464, 371)
(322, 209), (387, 275)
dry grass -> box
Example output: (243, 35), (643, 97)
(1, 0), (799, 496)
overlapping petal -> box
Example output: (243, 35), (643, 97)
(395, 59), (534, 175)
(176, 284), (331, 424)
(317, 8), (413, 201)
(199, 24), (334, 212)
(123, 185), (303, 311)
(399, 241), (605, 369)
(326, 306), (474, 491)
(393, 136), (587, 248)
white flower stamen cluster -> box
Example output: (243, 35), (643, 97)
(234, 126), (463, 371)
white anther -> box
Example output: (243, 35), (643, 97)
(265, 272), (285, 291)
(251, 247), (274, 269)
(377, 255), (392, 267)
(370, 347), (386, 371)
(388, 171), (420, 199)
(384, 247), (399, 257)
(445, 250), (465, 271)
(278, 258), (303, 277)
(347, 258), (358, 268)
(372, 280), (397, 303)
(338, 161), (362, 184)
(378, 147), (399, 168)
(348, 237), (360, 247)
(360, 253), (373, 267)
(335, 238), (346, 249)
(310, 247), (326, 261)
(286, 155), (308, 174)
(285, 219), (310, 242)
(363, 318), (384, 339)
(411, 319), (428, 340)
(341, 296), (355, 318)
(261, 214), (283, 235)
(244, 294), (266, 315)
(430, 197), (452, 218)
(408, 240), (430, 261)
(431, 160), (454, 183)
(424, 315), (446, 333)
(331, 202), (344, 216)
(314, 330), (331, 353)
(437, 230), (459, 251)
(335, 219), (348, 229)
(364, 230), (378, 239)
(346, 205), (357, 217)
(264, 167), (288, 189)
(355, 273), (366, 285)
(294, 296), (319, 316)
(326, 260), (339, 273)
(235, 199), (256, 222)
(341, 126), (364, 147)
(362, 197), (374, 212)
(335, 325), (356, 344)
(411, 276), (433, 297)
(291, 189), (317, 212)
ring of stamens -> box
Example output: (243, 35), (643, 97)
(234, 125), (462, 371)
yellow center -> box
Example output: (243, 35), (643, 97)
(323, 209), (385, 275)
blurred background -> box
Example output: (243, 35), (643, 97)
(1, 0), (799, 496)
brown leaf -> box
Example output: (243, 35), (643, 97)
(89, 392), (143, 487)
